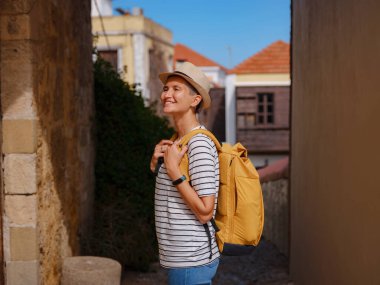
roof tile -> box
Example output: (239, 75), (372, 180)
(174, 43), (227, 72)
(229, 40), (290, 74)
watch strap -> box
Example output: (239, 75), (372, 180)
(172, 175), (186, 186)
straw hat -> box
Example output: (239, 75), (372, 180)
(159, 61), (211, 110)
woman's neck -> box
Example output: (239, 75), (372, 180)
(173, 112), (200, 138)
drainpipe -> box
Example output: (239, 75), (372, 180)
(133, 32), (149, 105)
(225, 74), (236, 144)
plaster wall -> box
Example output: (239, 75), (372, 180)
(236, 73), (290, 84)
(92, 15), (173, 90)
(291, 0), (380, 284)
(201, 67), (226, 87)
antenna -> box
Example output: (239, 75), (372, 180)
(227, 46), (233, 68)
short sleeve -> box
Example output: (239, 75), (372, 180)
(187, 134), (217, 197)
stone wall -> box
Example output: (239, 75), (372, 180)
(261, 179), (289, 256)
(0, 0), (94, 284)
(258, 157), (289, 256)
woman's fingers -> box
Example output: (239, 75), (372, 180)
(179, 145), (188, 157)
(159, 145), (167, 153)
(152, 140), (173, 173)
(156, 140), (173, 153)
(160, 140), (173, 146)
(166, 141), (188, 158)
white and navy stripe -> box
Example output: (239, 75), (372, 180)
(154, 128), (220, 268)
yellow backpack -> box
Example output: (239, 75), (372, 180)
(177, 129), (264, 256)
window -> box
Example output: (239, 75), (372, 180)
(237, 96), (256, 130)
(237, 113), (256, 129)
(257, 93), (274, 125)
(236, 92), (275, 130)
(98, 50), (118, 71)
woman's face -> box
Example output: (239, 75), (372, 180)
(161, 76), (201, 115)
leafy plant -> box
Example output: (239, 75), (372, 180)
(84, 57), (173, 271)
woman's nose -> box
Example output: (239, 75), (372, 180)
(161, 89), (172, 99)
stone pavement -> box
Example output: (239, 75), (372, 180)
(122, 238), (292, 285)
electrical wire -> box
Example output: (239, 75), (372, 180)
(93, 0), (111, 50)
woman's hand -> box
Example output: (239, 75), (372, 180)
(150, 140), (173, 173)
(164, 140), (188, 180)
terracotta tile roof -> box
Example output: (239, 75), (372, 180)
(174, 43), (228, 72)
(229, 40), (290, 74)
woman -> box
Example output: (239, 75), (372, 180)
(150, 62), (220, 285)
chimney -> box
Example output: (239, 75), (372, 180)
(116, 8), (130, 15)
(131, 7), (144, 16)
(91, 0), (113, 17)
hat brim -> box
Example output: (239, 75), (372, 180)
(159, 72), (211, 110)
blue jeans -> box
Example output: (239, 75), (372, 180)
(167, 258), (220, 285)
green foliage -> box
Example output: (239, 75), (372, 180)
(86, 58), (173, 271)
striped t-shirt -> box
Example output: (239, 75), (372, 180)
(154, 129), (220, 268)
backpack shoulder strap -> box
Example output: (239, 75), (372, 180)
(173, 129), (221, 182)
(170, 133), (178, 141)
(179, 129), (222, 151)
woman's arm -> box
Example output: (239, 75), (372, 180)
(164, 140), (216, 224)
(175, 182), (215, 224)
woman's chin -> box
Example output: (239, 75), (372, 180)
(162, 107), (173, 114)
(162, 105), (177, 114)
(162, 105), (186, 116)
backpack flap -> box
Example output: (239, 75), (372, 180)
(233, 142), (248, 158)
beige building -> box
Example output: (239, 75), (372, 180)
(291, 0), (380, 284)
(92, 4), (174, 107)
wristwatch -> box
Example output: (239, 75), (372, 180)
(172, 175), (186, 186)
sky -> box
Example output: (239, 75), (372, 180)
(112, 0), (291, 69)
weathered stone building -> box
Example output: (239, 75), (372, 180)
(0, 0), (94, 284)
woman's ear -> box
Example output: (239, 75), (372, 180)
(190, 95), (202, 108)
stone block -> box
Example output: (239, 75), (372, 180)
(5, 194), (37, 225)
(62, 256), (122, 285)
(6, 260), (38, 285)
(1, 88), (35, 119)
(0, 40), (33, 64)
(0, 40), (36, 118)
(3, 120), (37, 153)
(4, 154), (37, 194)
(0, 15), (31, 40)
(10, 227), (38, 261)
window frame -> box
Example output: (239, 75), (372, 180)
(236, 92), (275, 130)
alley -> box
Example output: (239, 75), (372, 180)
(122, 239), (291, 285)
